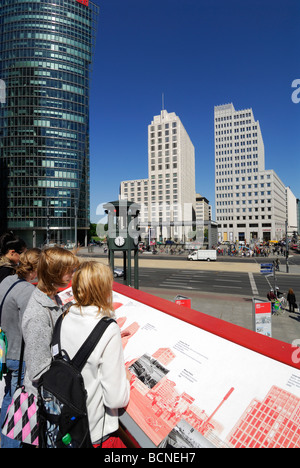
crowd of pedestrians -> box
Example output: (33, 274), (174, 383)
(0, 232), (130, 449)
(216, 242), (288, 258)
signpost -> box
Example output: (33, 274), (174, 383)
(252, 298), (272, 337)
(260, 263), (274, 276)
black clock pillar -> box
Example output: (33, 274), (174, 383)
(104, 200), (140, 289)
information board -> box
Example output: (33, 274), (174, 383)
(252, 299), (272, 337)
(113, 283), (300, 449)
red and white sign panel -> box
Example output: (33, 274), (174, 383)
(113, 283), (300, 448)
(254, 301), (272, 337)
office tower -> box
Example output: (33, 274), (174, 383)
(120, 109), (196, 242)
(0, 0), (99, 246)
(286, 187), (297, 234)
(196, 194), (210, 222)
(214, 103), (287, 243)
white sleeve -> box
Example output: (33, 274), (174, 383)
(100, 323), (130, 409)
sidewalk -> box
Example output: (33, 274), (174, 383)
(141, 286), (300, 346)
(78, 248), (300, 345)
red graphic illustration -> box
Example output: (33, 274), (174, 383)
(227, 385), (300, 448)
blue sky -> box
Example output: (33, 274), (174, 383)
(89, 0), (300, 223)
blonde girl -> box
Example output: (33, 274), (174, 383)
(60, 261), (130, 448)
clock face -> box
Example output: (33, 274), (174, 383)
(114, 236), (125, 247)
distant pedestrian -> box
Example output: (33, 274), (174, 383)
(267, 289), (276, 302)
(0, 232), (27, 283)
(287, 288), (297, 313)
(274, 258), (280, 271)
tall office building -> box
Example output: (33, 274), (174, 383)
(214, 103), (287, 243)
(0, 0), (99, 246)
(120, 109), (196, 242)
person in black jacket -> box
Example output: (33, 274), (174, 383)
(287, 288), (297, 313)
(0, 232), (27, 283)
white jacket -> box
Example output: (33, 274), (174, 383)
(60, 305), (130, 443)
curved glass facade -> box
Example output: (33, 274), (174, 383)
(0, 0), (99, 246)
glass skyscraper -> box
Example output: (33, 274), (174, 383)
(0, 0), (99, 247)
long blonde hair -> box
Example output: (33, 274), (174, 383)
(72, 261), (113, 317)
(16, 248), (41, 280)
(37, 247), (79, 296)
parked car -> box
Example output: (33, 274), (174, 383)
(113, 268), (124, 278)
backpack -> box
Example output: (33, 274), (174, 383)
(37, 314), (115, 448)
(0, 279), (24, 380)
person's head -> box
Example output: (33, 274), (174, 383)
(37, 247), (79, 297)
(16, 248), (42, 282)
(0, 232), (27, 264)
(72, 261), (113, 317)
(289, 288), (294, 295)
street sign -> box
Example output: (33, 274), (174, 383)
(175, 295), (191, 308)
(260, 263), (274, 276)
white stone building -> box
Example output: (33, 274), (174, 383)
(214, 103), (290, 243)
(120, 109), (196, 242)
(286, 186), (298, 234)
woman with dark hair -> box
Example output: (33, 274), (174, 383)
(0, 232), (27, 283)
(287, 288), (296, 313)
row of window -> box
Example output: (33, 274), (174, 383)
(4, 12), (92, 35)
(216, 168), (260, 176)
(2, 32), (92, 59)
(6, 98), (86, 116)
(5, 68), (88, 91)
(215, 112), (252, 121)
(215, 126), (258, 136)
(217, 215), (272, 222)
(149, 122), (177, 133)
(217, 183), (271, 191)
(2, 38), (90, 66)
(216, 161), (260, 171)
(6, 86), (87, 107)
(150, 135), (177, 146)
(150, 163), (177, 171)
(6, 217), (87, 229)
(3, 20), (92, 49)
(217, 174), (271, 183)
(3, 46), (88, 70)
(216, 141), (258, 149)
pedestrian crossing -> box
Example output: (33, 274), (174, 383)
(121, 266), (299, 301)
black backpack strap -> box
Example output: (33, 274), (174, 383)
(0, 279), (25, 324)
(51, 313), (64, 355)
(71, 317), (115, 372)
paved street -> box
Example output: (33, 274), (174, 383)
(78, 247), (300, 346)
